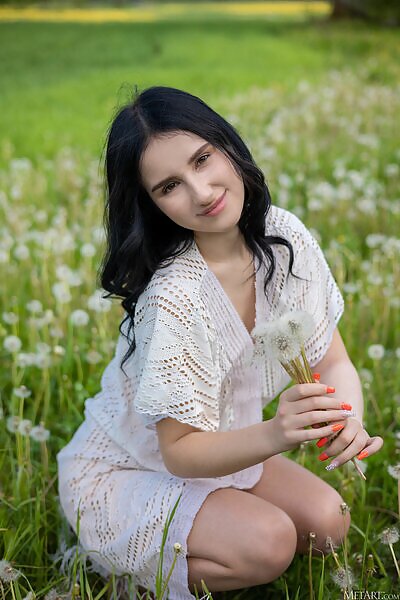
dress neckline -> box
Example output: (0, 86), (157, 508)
(191, 239), (259, 347)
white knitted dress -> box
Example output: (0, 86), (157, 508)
(57, 205), (344, 599)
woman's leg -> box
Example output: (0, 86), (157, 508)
(186, 487), (298, 594)
(246, 454), (351, 555)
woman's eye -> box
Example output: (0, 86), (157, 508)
(162, 182), (178, 195)
(196, 153), (210, 166)
(161, 154), (210, 194)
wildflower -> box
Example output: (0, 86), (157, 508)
(0, 558), (22, 582)
(340, 502), (350, 515)
(15, 352), (37, 368)
(30, 425), (50, 442)
(69, 309), (90, 327)
(18, 419), (33, 436)
(52, 282), (72, 304)
(36, 342), (51, 355)
(173, 542), (182, 554)
(53, 345), (66, 356)
(379, 526), (400, 545)
(388, 464), (400, 480)
(14, 244), (30, 260)
(87, 290), (111, 313)
(13, 385), (32, 398)
(81, 242), (96, 257)
(359, 368), (373, 383)
(2, 311), (18, 325)
(86, 350), (102, 365)
(26, 299), (43, 314)
(3, 335), (22, 353)
(396, 348), (400, 359)
(367, 344), (385, 360)
(22, 592), (35, 600)
(330, 565), (354, 590)
(6, 416), (21, 433)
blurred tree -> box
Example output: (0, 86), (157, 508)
(331, 0), (400, 25)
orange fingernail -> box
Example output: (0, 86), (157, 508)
(341, 403), (352, 411)
(316, 437), (329, 448)
(318, 452), (329, 461)
(327, 386), (336, 394)
(332, 423), (344, 432)
(357, 450), (369, 460)
(313, 373), (321, 381)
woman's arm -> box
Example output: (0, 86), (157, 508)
(314, 328), (364, 426)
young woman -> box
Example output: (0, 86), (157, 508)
(57, 86), (383, 599)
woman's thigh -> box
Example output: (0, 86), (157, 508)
(246, 454), (351, 553)
(186, 486), (297, 589)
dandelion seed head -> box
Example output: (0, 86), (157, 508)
(2, 311), (18, 325)
(340, 502), (350, 515)
(367, 344), (385, 360)
(69, 309), (89, 327)
(379, 526), (400, 545)
(6, 415), (21, 433)
(18, 418), (33, 436)
(281, 311), (315, 344)
(13, 385), (32, 399)
(30, 424), (50, 442)
(26, 299), (43, 314)
(3, 335), (22, 353)
(0, 559), (22, 582)
(330, 566), (354, 590)
(22, 592), (35, 600)
(85, 350), (102, 365)
(387, 464), (400, 480)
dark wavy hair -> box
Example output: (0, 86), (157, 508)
(100, 85), (300, 371)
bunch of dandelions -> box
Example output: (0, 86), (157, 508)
(252, 310), (366, 480)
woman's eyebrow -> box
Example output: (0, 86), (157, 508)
(151, 142), (210, 192)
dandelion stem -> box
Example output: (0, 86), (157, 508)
(389, 543), (400, 578)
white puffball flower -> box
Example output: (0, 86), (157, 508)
(2, 311), (18, 325)
(53, 345), (65, 356)
(0, 559), (21, 582)
(13, 385), (32, 399)
(281, 311), (315, 345)
(18, 418), (33, 436)
(14, 244), (30, 260)
(30, 424), (50, 442)
(3, 335), (22, 353)
(70, 309), (90, 326)
(81, 242), (96, 257)
(0, 250), (9, 263)
(52, 281), (72, 304)
(330, 566), (354, 590)
(252, 319), (301, 363)
(87, 290), (112, 313)
(6, 415), (21, 433)
(15, 352), (37, 368)
(86, 350), (102, 364)
(387, 464), (400, 480)
(22, 592), (35, 600)
(26, 299), (43, 314)
(379, 526), (400, 545)
(367, 344), (385, 360)
(395, 348), (400, 359)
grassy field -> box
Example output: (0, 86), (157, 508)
(1, 4), (400, 599)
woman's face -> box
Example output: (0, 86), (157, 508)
(140, 131), (245, 234)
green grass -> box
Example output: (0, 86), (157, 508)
(1, 7), (400, 600)
(0, 17), (399, 161)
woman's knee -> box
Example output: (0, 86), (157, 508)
(312, 490), (351, 554)
(240, 509), (297, 584)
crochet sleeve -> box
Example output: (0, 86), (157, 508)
(120, 282), (221, 432)
(282, 211), (345, 367)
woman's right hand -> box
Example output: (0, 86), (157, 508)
(270, 383), (355, 454)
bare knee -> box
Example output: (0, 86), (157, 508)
(309, 490), (351, 555)
(240, 509), (297, 585)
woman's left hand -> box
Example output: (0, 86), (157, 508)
(316, 417), (384, 470)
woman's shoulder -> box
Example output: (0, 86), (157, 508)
(266, 205), (310, 238)
(135, 242), (209, 324)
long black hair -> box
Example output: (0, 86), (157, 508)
(100, 85), (300, 371)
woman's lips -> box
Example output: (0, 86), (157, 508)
(202, 192), (226, 216)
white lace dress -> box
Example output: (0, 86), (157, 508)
(57, 206), (344, 599)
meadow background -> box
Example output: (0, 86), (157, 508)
(0, 1), (400, 598)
